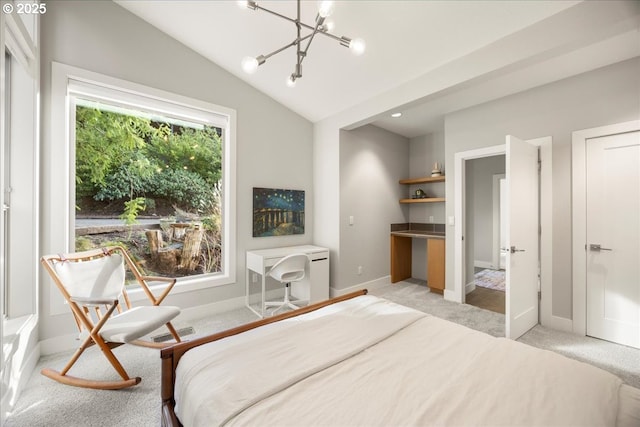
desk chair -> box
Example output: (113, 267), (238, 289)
(40, 246), (182, 389)
(264, 253), (309, 315)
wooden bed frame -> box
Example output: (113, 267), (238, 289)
(160, 289), (368, 427)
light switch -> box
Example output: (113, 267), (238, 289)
(448, 216), (455, 226)
(349, 216), (354, 225)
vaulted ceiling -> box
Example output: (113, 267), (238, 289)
(116, 1), (640, 137)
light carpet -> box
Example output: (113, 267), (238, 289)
(5, 280), (639, 426)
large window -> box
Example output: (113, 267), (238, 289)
(50, 64), (236, 309)
(73, 99), (223, 279)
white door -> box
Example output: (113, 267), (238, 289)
(505, 135), (540, 339)
(586, 131), (640, 349)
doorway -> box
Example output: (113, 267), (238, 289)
(451, 136), (553, 339)
(572, 121), (640, 349)
(464, 156), (506, 315)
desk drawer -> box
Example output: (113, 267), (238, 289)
(309, 250), (329, 262)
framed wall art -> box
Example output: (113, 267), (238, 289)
(252, 187), (305, 237)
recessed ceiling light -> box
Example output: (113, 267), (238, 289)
(391, 112), (402, 118)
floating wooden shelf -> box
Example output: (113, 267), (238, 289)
(399, 197), (446, 204)
(399, 175), (445, 185)
(399, 175), (445, 203)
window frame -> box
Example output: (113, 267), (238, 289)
(49, 62), (236, 315)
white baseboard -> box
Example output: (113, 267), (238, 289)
(330, 276), (390, 297)
(1, 392), (9, 425)
(39, 332), (80, 355)
(465, 282), (476, 295)
(1, 318), (40, 420)
(1, 346), (39, 418)
(444, 288), (462, 303)
(177, 294), (247, 323)
(474, 260), (494, 269)
(15, 343), (40, 396)
(542, 314), (573, 333)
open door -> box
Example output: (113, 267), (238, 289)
(505, 135), (539, 339)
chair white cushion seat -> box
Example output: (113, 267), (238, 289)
(100, 305), (180, 343)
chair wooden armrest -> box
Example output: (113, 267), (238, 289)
(139, 276), (177, 305)
(70, 296), (119, 306)
(117, 247), (177, 305)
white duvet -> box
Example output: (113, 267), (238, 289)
(174, 295), (639, 427)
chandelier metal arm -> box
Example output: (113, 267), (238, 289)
(295, 0), (302, 73)
(261, 34), (312, 62)
(241, 0), (365, 85)
(300, 20), (324, 63)
(253, 3), (344, 44)
(294, 0), (317, 64)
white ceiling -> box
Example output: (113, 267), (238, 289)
(115, 0), (639, 138)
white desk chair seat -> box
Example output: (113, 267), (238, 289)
(264, 253), (309, 315)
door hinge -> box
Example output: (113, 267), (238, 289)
(537, 147), (542, 171)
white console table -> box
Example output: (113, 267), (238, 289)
(246, 245), (329, 318)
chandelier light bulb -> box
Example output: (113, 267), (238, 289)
(318, 0), (334, 18)
(286, 75), (297, 87)
(349, 38), (366, 56)
(237, 0), (258, 10)
(241, 56), (259, 74)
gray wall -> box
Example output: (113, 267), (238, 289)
(337, 125), (446, 286)
(409, 130), (445, 280)
(39, 1), (313, 340)
(338, 125), (408, 289)
(408, 128), (446, 224)
(445, 57), (640, 319)
(465, 155), (505, 283)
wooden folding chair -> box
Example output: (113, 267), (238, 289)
(40, 245), (182, 390)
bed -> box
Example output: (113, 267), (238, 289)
(160, 290), (640, 427)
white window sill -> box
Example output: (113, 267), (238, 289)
(126, 272), (234, 303)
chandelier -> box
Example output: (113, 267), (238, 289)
(238, 0), (366, 87)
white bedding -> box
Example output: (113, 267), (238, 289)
(174, 295), (640, 427)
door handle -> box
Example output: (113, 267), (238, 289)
(501, 246), (525, 253)
(589, 244), (612, 252)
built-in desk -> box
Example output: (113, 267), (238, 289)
(390, 224), (445, 293)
